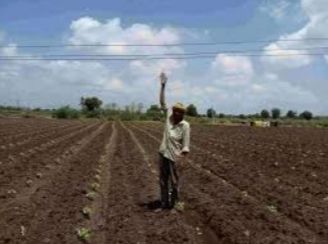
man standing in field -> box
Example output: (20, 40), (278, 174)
(158, 72), (190, 210)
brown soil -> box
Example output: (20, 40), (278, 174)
(1, 118), (327, 244)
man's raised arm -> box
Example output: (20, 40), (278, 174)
(159, 72), (167, 111)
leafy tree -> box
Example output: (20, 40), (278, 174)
(286, 110), (297, 119)
(80, 96), (103, 112)
(186, 104), (198, 117)
(52, 106), (80, 119)
(271, 108), (281, 119)
(253, 113), (261, 119)
(218, 113), (225, 118)
(206, 108), (216, 118)
(247, 113), (257, 119)
(238, 114), (246, 119)
(260, 109), (270, 119)
(146, 104), (162, 120)
(146, 104), (161, 113)
(299, 110), (313, 120)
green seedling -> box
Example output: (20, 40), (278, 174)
(82, 207), (92, 218)
(94, 174), (101, 182)
(90, 182), (100, 191)
(86, 191), (97, 200)
(26, 179), (33, 187)
(7, 189), (17, 195)
(76, 227), (92, 241)
(267, 205), (278, 214)
(174, 201), (185, 212)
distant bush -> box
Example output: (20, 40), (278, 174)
(286, 110), (297, 119)
(238, 114), (246, 119)
(271, 108), (281, 119)
(84, 109), (102, 118)
(52, 106), (80, 119)
(80, 96), (103, 112)
(206, 108), (216, 118)
(299, 110), (313, 120)
(260, 109), (270, 119)
(218, 113), (225, 118)
(120, 112), (136, 121)
(186, 104), (198, 117)
(145, 104), (164, 121)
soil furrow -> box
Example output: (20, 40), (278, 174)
(132, 122), (328, 240)
(0, 122), (110, 244)
(127, 122), (325, 243)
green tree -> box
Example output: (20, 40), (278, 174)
(206, 108), (216, 118)
(299, 110), (313, 120)
(80, 96), (103, 111)
(271, 108), (281, 119)
(146, 104), (162, 120)
(186, 104), (198, 117)
(286, 110), (297, 119)
(146, 104), (161, 113)
(218, 113), (225, 118)
(52, 106), (80, 119)
(238, 114), (246, 119)
(260, 109), (270, 119)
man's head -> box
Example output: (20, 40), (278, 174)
(172, 102), (186, 123)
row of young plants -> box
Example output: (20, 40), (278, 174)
(76, 155), (105, 242)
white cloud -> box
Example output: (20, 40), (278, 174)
(324, 56), (328, 63)
(262, 0), (328, 69)
(69, 17), (181, 55)
(0, 16), (327, 114)
(211, 54), (253, 86)
(129, 58), (185, 77)
(262, 42), (313, 68)
(247, 78), (318, 112)
(108, 78), (124, 90)
(69, 16), (186, 91)
(0, 19), (188, 108)
(251, 84), (266, 93)
(302, 0), (328, 19)
(260, 0), (291, 21)
(0, 44), (18, 56)
(206, 72), (319, 114)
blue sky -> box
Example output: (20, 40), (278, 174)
(0, 0), (327, 115)
(0, 0), (299, 42)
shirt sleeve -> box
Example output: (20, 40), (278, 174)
(161, 102), (168, 115)
(161, 104), (170, 124)
(182, 123), (190, 153)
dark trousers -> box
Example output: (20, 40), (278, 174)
(159, 153), (179, 208)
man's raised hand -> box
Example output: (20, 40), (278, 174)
(160, 72), (167, 86)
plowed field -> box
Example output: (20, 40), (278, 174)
(1, 118), (328, 244)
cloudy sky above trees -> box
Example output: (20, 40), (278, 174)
(0, 0), (327, 114)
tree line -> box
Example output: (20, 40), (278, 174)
(206, 107), (313, 120)
(51, 96), (314, 121)
(52, 97), (200, 120)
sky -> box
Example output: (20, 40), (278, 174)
(0, 0), (327, 115)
